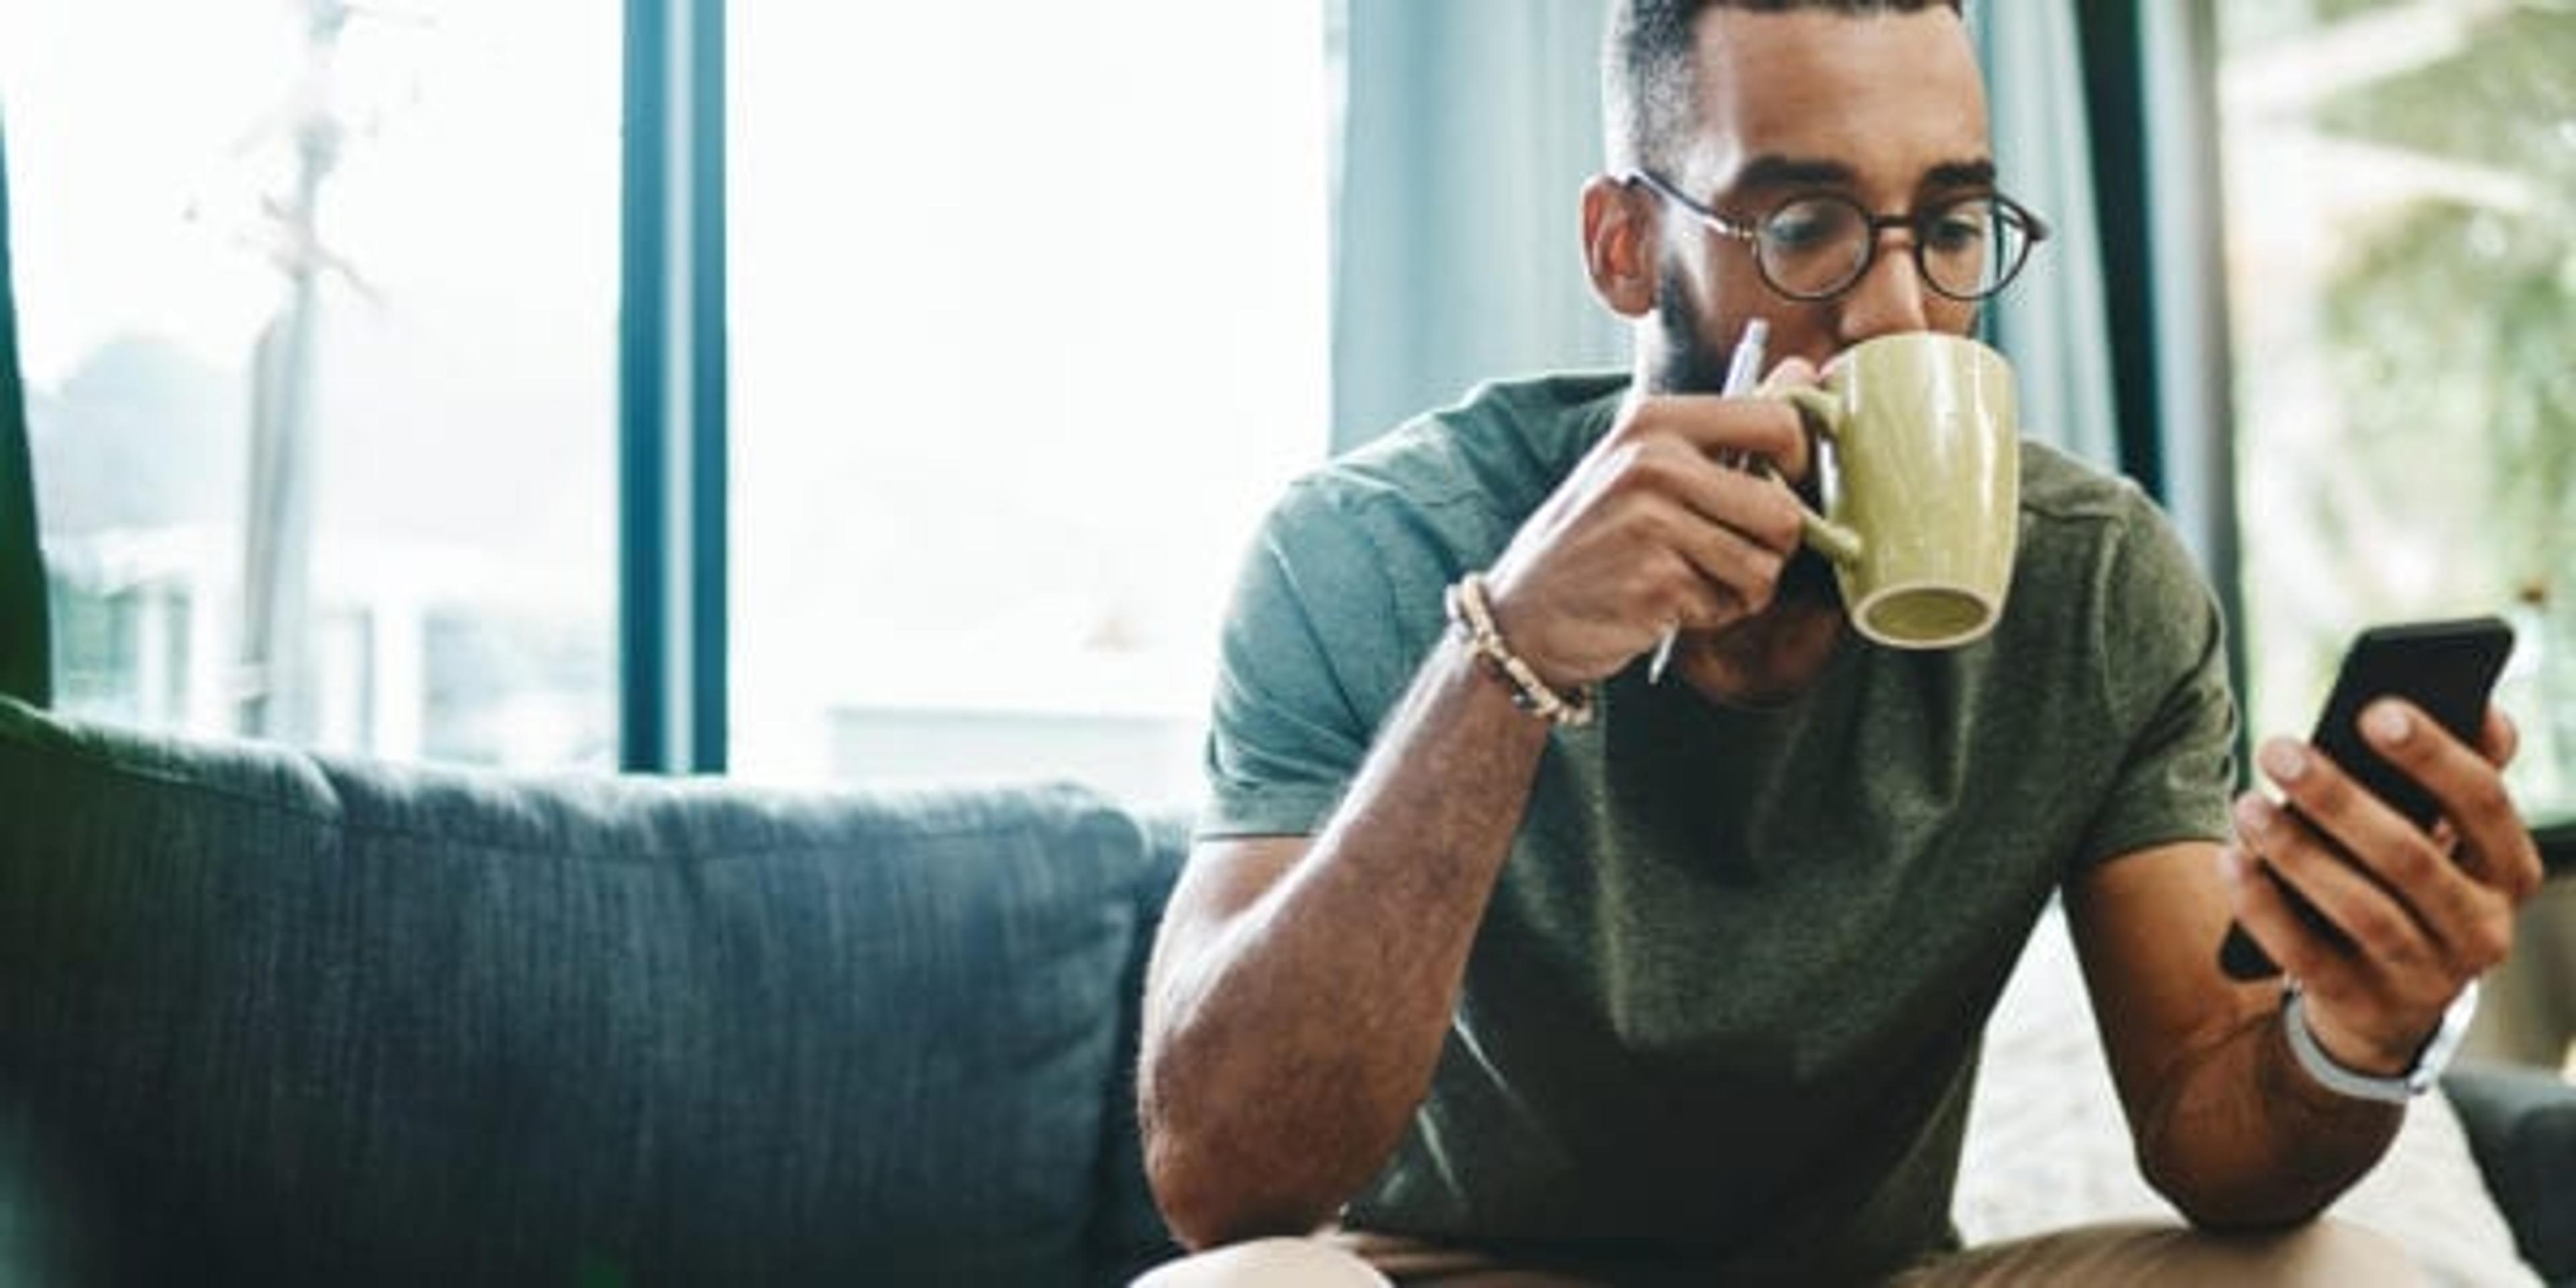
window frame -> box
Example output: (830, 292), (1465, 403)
(619, 0), (729, 772)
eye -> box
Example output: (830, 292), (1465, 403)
(1925, 201), (1994, 254)
(1762, 197), (1856, 254)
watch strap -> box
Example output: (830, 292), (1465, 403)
(2282, 977), (2480, 1104)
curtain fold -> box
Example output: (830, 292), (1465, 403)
(1330, 0), (1625, 452)
(1981, 1), (2123, 470)
(0, 115), (51, 708)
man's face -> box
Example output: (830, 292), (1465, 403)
(1648, 6), (1992, 390)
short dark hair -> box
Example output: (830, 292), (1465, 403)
(1603, 0), (1967, 176)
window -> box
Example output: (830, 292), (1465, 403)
(726, 3), (1332, 802)
(2, 0), (623, 767)
(2213, 0), (2575, 820)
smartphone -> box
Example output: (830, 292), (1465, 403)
(2217, 616), (2517, 981)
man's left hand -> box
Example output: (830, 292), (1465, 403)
(2221, 702), (2544, 1075)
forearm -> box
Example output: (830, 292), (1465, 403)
(1142, 636), (1552, 1245)
(2137, 1002), (2402, 1229)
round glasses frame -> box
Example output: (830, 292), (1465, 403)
(1625, 169), (2051, 304)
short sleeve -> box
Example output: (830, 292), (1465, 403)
(1195, 481), (1465, 841)
(2070, 492), (2241, 873)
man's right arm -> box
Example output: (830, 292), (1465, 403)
(1137, 382), (1815, 1249)
(1136, 628), (1550, 1248)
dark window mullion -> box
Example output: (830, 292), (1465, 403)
(688, 0), (727, 774)
(619, 0), (727, 773)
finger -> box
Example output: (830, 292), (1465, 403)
(1656, 506), (1790, 625)
(2219, 843), (2357, 990)
(1629, 545), (1751, 639)
(2256, 735), (2497, 966)
(1623, 437), (1807, 556)
(2233, 790), (2443, 981)
(2480, 704), (2520, 768)
(1756, 356), (1823, 395)
(1598, 481), (1792, 628)
(2361, 700), (2545, 902)
(1623, 394), (1811, 483)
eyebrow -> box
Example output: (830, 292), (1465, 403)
(1921, 158), (1998, 192)
(1723, 154), (1857, 195)
(1716, 154), (1998, 201)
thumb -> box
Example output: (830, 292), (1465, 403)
(1756, 356), (1823, 394)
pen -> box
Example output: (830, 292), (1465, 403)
(1648, 318), (1769, 686)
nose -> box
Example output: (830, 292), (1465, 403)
(1833, 231), (1932, 344)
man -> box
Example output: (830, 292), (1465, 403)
(1136, 1), (2546, 1283)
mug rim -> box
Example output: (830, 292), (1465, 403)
(1848, 580), (2003, 651)
(1823, 329), (2009, 379)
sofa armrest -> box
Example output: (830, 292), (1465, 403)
(2443, 1059), (2576, 1283)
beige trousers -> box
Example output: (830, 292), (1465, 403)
(1131, 1219), (2423, 1287)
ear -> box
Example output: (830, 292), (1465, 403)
(1580, 174), (1658, 319)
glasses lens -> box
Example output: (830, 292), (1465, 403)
(1919, 196), (2029, 300)
(1755, 195), (1870, 299)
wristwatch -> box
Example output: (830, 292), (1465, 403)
(2282, 977), (2481, 1104)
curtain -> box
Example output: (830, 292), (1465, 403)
(0, 114), (50, 708)
(1330, 0), (1625, 452)
(1980, 1), (2123, 470)
(1331, 1), (2118, 468)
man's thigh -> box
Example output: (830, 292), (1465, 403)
(1136, 1220), (2423, 1287)
(1132, 1237), (1395, 1288)
(1894, 1218), (2422, 1287)
(1131, 1231), (1592, 1287)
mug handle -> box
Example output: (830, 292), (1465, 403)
(1768, 386), (1866, 567)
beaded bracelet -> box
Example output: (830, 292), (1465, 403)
(1445, 573), (1597, 728)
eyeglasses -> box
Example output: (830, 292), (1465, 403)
(1626, 169), (2050, 303)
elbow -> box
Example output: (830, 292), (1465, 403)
(1144, 1134), (1338, 1252)
(2139, 1143), (2331, 1234)
(2156, 1184), (2326, 1235)
(1137, 1035), (1346, 1250)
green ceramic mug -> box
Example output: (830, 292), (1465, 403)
(1771, 332), (2019, 650)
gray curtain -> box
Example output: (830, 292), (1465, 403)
(1330, 0), (1625, 452)
(1981, 1), (2121, 470)
(1331, 2), (2117, 470)
(0, 115), (50, 708)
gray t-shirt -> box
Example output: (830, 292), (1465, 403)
(1199, 372), (2238, 1281)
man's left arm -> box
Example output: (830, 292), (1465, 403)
(2068, 704), (2544, 1229)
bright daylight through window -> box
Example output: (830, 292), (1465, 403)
(2216, 0), (2576, 824)
(727, 2), (1332, 803)
(1, 0), (621, 769)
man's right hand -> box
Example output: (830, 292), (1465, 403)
(1482, 362), (1822, 690)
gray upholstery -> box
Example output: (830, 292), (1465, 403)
(2446, 1061), (2576, 1285)
(0, 697), (1180, 1285)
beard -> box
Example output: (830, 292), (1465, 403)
(1651, 265), (1840, 608)
(1650, 262), (1738, 397)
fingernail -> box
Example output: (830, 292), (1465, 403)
(2369, 702), (2414, 744)
(2216, 846), (2247, 883)
(2233, 794), (2272, 835)
(2259, 740), (2307, 784)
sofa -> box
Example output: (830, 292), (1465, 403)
(0, 696), (2569, 1287)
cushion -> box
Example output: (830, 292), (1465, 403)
(1959, 904), (2541, 1288)
(2444, 1060), (2576, 1283)
(0, 698), (1157, 1285)
(1089, 812), (1191, 1281)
